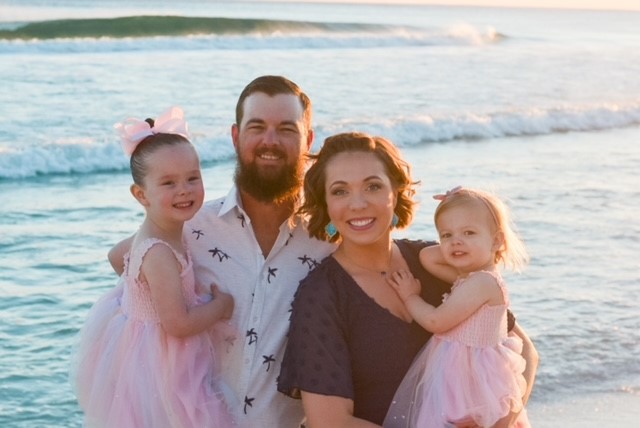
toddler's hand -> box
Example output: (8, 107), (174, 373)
(387, 269), (420, 302)
(211, 284), (234, 319)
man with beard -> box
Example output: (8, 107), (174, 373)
(189, 75), (335, 427)
(109, 75), (335, 427)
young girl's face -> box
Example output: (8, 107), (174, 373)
(324, 151), (396, 247)
(436, 202), (500, 276)
(137, 143), (204, 224)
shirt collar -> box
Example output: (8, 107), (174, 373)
(218, 183), (243, 218)
(217, 183), (304, 230)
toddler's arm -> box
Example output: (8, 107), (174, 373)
(388, 270), (501, 334)
(419, 245), (458, 284)
(143, 244), (233, 338)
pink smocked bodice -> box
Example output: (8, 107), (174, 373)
(121, 238), (198, 321)
(71, 236), (235, 427)
(436, 270), (510, 348)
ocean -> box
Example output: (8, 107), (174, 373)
(1, 1), (639, 426)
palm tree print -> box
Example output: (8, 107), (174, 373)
(243, 396), (254, 414)
(267, 266), (277, 283)
(191, 229), (204, 240)
(298, 255), (319, 270)
(285, 232), (293, 246)
(262, 354), (275, 372)
(246, 328), (258, 345)
(237, 213), (246, 227)
(208, 247), (230, 262)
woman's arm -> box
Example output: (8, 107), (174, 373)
(301, 391), (380, 428)
(511, 322), (538, 405)
(490, 322), (539, 428)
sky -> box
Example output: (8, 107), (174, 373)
(275, 0), (640, 12)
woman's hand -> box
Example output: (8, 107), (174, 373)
(301, 391), (379, 427)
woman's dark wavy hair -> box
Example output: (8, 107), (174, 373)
(299, 132), (418, 242)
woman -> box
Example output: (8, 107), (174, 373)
(277, 132), (537, 427)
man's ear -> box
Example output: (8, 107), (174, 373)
(130, 183), (149, 207)
(231, 123), (240, 151)
(305, 128), (315, 151)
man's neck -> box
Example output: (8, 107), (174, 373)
(239, 189), (297, 257)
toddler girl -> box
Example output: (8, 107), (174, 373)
(384, 186), (531, 428)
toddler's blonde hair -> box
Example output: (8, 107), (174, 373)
(434, 187), (529, 272)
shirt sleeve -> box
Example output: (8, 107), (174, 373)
(278, 262), (354, 400)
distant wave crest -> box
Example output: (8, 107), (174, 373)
(0, 16), (361, 40)
(0, 16), (501, 53)
(2, 101), (638, 180)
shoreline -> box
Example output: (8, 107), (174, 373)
(528, 391), (639, 427)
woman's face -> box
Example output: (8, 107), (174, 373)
(324, 151), (396, 247)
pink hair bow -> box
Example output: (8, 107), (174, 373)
(114, 106), (190, 156)
(433, 185), (463, 201)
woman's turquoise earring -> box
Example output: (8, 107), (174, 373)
(392, 213), (399, 228)
(325, 222), (337, 239)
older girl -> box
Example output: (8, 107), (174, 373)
(71, 107), (234, 427)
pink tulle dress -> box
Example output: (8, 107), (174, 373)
(71, 238), (235, 428)
(384, 271), (530, 428)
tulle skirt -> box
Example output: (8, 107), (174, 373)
(384, 335), (530, 428)
(70, 283), (235, 428)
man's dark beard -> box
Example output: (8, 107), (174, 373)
(234, 159), (303, 204)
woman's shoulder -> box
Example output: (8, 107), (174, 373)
(395, 238), (438, 255)
(295, 254), (355, 300)
(298, 255), (339, 288)
(395, 238), (438, 248)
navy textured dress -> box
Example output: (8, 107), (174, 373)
(278, 239), (451, 425)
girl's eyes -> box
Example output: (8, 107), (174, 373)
(440, 231), (477, 239)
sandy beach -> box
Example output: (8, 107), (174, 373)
(529, 391), (640, 427)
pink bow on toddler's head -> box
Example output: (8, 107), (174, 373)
(114, 106), (190, 156)
(433, 185), (463, 201)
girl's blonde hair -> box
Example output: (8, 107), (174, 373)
(434, 187), (529, 272)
